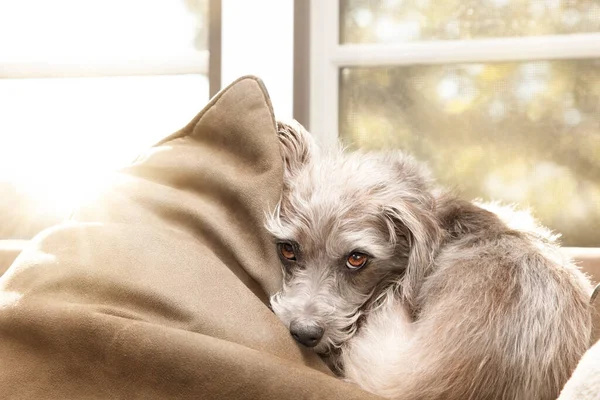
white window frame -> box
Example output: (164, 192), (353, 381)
(0, 52), (208, 79)
(308, 0), (600, 256)
(309, 0), (600, 148)
(221, 0), (294, 119)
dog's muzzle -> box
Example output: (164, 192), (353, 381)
(290, 319), (324, 348)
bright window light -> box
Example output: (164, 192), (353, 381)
(0, 0), (208, 226)
(0, 0), (204, 64)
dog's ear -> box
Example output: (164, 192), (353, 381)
(371, 151), (440, 311)
(276, 120), (316, 184)
(383, 196), (440, 312)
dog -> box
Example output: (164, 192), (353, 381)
(267, 120), (594, 400)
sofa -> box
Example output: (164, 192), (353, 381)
(0, 76), (598, 399)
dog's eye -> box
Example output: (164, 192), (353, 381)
(346, 252), (369, 270)
(278, 242), (297, 261)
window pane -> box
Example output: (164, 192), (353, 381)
(339, 60), (600, 247)
(0, 0), (208, 64)
(0, 0), (208, 239)
(0, 74), (208, 239)
(341, 0), (600, 43)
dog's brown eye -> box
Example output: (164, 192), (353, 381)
(346, 252), (369, 270)
(278, 242), (296, 261)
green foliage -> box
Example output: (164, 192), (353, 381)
(340, 60), (600, 247)
(341, 0), (600, 43)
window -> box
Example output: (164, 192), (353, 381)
(309, 0), (600, 247)
(0, 0), (209, 238)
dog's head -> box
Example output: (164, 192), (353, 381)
(267, 120), (440, 353)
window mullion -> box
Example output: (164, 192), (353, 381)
(331, 33), (600, 67)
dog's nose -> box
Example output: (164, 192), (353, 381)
(289, 319), (324, 348)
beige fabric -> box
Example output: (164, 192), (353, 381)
(0, 77), (379, 399)
(0, 240), (28, 277)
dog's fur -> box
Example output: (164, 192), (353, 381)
(267, 120), (593, 400)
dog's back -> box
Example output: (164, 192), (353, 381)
(424, 199), (590, 399)
(344, 198), (592, 400)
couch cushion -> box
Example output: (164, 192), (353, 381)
(0, 76), (378, 399)
(0, 240), (28, 277)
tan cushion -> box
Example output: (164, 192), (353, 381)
(0, 77), (378, 399)
(0, 183), (65, 240)
(0, 240), (28, 277)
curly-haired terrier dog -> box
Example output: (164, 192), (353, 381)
(267, 120), (593, 400)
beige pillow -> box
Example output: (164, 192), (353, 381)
(0, 76), (378, 399)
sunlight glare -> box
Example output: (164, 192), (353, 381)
(0, 0), (199, 64)
(0, 0), (208, 220)
(0, 75), (207, 218)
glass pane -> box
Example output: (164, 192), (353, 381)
(0, 74), (208, 239)
(0, 0), (208, 239)
(0, 0), (208, 63)
(339, 60), (600, 247)
(341, 0), (600, 43)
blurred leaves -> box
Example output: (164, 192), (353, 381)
(341, 0), (600, 43)
(340, 60), (600, 246)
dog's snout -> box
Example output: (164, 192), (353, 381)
(289, 319), (324, 348)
